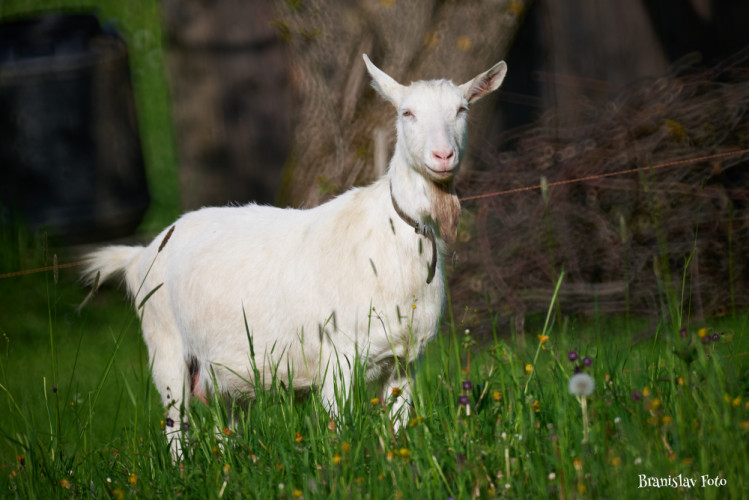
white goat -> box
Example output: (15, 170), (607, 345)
(82, 54), (506, 456)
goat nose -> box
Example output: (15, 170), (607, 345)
(432, 150), (454, 161)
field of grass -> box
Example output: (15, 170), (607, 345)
(1, 236), (747, 499)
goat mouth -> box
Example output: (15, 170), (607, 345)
(425, 165), (457, 178)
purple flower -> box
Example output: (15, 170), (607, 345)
(711, 333), (720, 342)
(568, 351), (579, 362)
(679, 327), (688, 338)
(631, 391), (641, 402)
(462, 380), (473, 391)
(166, 417), (175, 428)
(574, 365), (582, 374)
(701, 335), (712, 345)
(182, 422), (190, 431)
(458, 395), (470, 406)
(52, 386), (58, 394)
(583, 356), (592, 367)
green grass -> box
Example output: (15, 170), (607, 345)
(1, 247), (747, 498)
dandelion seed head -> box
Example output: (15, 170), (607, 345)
(568, 373), (595, 397)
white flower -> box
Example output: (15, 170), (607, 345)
(568, 373), (595, 397)
(614, 416), (621, 425)
(548, 472), (556, 481)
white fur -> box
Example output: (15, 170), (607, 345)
(82, 55), (506, 458)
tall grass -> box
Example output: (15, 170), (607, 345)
(1, 254), (746, 498)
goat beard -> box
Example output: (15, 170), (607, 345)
(428, 180), (461, 247)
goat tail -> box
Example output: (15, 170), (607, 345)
(81, 245), (142, 289)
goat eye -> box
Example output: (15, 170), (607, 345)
(457, 106), (468, 116)
(402, 110), (414, 118)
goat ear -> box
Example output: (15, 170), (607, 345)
(460, 61), (507, 104)
(363, 54), (404, 106)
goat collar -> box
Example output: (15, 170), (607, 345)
(389, 181), (437, 284)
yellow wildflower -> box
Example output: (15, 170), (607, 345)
(341, 442), (351, 454)
(398, 448), (412, 459)
(493, 391), (502, 402)
(573, 457), (582, 471)
(370, 397), (380, 406)
(60, 479), (71, 489)
(532, 400), (541, 412)
(292, 489), (303, 498)
(295, 431), (303, 443)
(128, 473), (138, 487)
(611, 456), (622, 467)
(525, 364), (533, 375)
(391, 387), (402, 397)
(697, 327), (710, 338)
(333, 454), (342, 465)
(408, 416), (425, 427)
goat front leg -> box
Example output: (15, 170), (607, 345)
(319, 353), (353, 427)
(382, 369), (413, 432)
